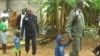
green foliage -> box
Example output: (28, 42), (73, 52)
(65, 0), (76, 8)
(87, 0), (100, 9)
(39, 0), (91, 32)
(30, 0), (100, 34)
(93, 0), (100, 9)
(84, 25), (98, 40)
(84, 0), (90, 7)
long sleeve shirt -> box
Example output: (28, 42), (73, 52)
(21, 14), (39, 37)
(55, 35), (70, 56)
(66, 8), (85, 37)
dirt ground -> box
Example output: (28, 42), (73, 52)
(0, 38), (96, 56)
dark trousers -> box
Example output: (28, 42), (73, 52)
(25, 33), (36, 55)
(93, 45), (100, 56)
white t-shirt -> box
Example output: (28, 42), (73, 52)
(0, 13), (9, 18)
(0, 13), (9, 28)
(20, 14), (25, 27)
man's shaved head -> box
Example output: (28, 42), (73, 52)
(76, 0), (84, 10)
(27, 8), (33, 15)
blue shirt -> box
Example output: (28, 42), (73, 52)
(12, 36), (20, 48)
(55, 35), (70, 56)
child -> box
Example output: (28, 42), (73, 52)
(12, 30), (21, 56)
(55, 34), (71, 56)
(0, 18), (8, 54)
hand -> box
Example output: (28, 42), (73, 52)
(20, 36), (23, 40)
(69, 36), (73, 42)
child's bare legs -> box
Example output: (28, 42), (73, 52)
(2, 44), (7, 54)
(15, 51), (21, 56)
(19, 51), (21, 56)
(15, 52), (18, 56)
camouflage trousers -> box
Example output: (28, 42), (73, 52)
(69, 36), (82, 56)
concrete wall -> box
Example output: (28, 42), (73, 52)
(0, 0), (40, 19)
(9, 0), (28, 14)
(9, 0), (40, 15)
(0, 0), (6, 13)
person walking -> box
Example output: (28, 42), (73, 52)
(65, 0), (85, 56)
(21, 9), (39, 56)
(9, 10), (17, 29)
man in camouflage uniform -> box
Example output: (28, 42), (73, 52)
(66, 1), (85, 56)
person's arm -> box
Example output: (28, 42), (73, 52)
(35, 16), (39, 34)
(63, 40), (71, 47)
(16, 15), (21, 30)
(65, 10), (76, 41)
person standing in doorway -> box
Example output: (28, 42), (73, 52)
(16, 8), (27, 30)
(21, 9), (39, 56)
(65, 0), (85, 56)
(9, 10), (17, 29)
(16, 9), (27, 40)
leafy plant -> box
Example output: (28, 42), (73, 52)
(30, 0), (100, 35)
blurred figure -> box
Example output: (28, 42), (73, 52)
(66, 0), (85, 56)
(21, 9), (39, 56)
(55, 30), (71, 56)
(9, 10), (17, 29)
(93, 40), (100, 56)
(16, 8), (27, 30)
(0, 10), (9, 19)
(13, 30), (21, 56)
(93, 14), (100, 56)
(0, 18), (8, 54)
(0, 10), (9, 30)
(16, 8), (27, 40)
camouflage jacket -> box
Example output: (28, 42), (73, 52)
(66, 8), (85, 37)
